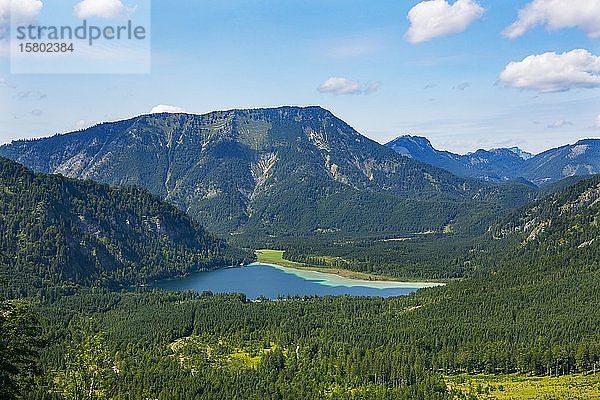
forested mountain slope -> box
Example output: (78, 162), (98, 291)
(403, 175), (600, 374)
(15, 177), (600, 399)
(491, 175), (600, 245)
(285, 175), (600, 280)
(286, 175), (600, 378)
(0, 107), (536, 244)
(0, 158), (251, 298)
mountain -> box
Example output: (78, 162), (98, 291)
(385, 135), (600, 185)
(0, 107), (536, 245)
(507, 146), (534, 160)
(385, 135), (529, 182)
(520, 139), (600, 185)
(0, 157), (250, 298)
(384, 135), (464, 172)
(490, 174), (600, 247)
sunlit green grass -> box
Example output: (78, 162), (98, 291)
(447, 373), (600, 399)
(255, 249), (397, 281)
(255, 249), (307, 269)
(170, 336), (279, 371)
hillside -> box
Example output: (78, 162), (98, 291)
(0, 157), (251, 298)
(520, 139), (600, 186)
(386, 135), (600, 185)
(399, 175), (600, 375)
(0, 107), (536, 244)
(284, 174), (600, 279)
(14, 176), (600, 400)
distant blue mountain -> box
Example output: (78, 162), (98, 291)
(507, 147), (534, 160)
(385, 135), (599, 186)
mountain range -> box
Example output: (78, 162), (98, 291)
(385, 135), (600, 185)
(0, 107), (537, 245)
(3, 106), (600, 398)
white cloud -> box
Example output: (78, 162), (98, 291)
(503, 0), (600, 39)
(454, 82), (471, 91)
(74, 120), (89, 130)
(499, 49), (600, 93)
(0, 0), (43, 24)
(149, 105), (186, 114)
(0, 0), (43, 39)
(74, 0), (131, 19)
(317, 77), (380, 95)
(547, 119), (573, 128)
(405, 0), (485, 43)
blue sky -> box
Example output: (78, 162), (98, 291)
(1, 0), (599, 154)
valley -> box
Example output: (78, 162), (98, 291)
(1, 108), (599, 400)
(4, 0), (599, 397)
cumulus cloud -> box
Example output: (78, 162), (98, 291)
(405, 0), (485, 43)
(75, 120), (87, 130)
(0, 0), (43, 39)
(74, 0), (131, 19)
(149, 104), (186, 114)
(499, 49), (600, 93)
(503, 0), (600, 39)
(547, 119), (573, 128)
(0, 0), (43, 24)
(317, 77), (380, 95)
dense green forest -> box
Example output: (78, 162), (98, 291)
(283, 234), (494, 280)
(284, 176), (600, 280)
(0, 157), (252, 298)
(1, 176), (598, 399)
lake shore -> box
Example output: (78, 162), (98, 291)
(254, 249), (446, 286)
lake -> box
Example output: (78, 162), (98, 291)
(153, 263), (443, 299)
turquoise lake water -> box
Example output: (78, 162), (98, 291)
(153, 263), (443, 299)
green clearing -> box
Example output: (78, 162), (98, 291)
(447, 374), (600, 399)
(255, 249), (308, 269)
(255, 249), (397, 281)
(170, 336), (279, 372)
